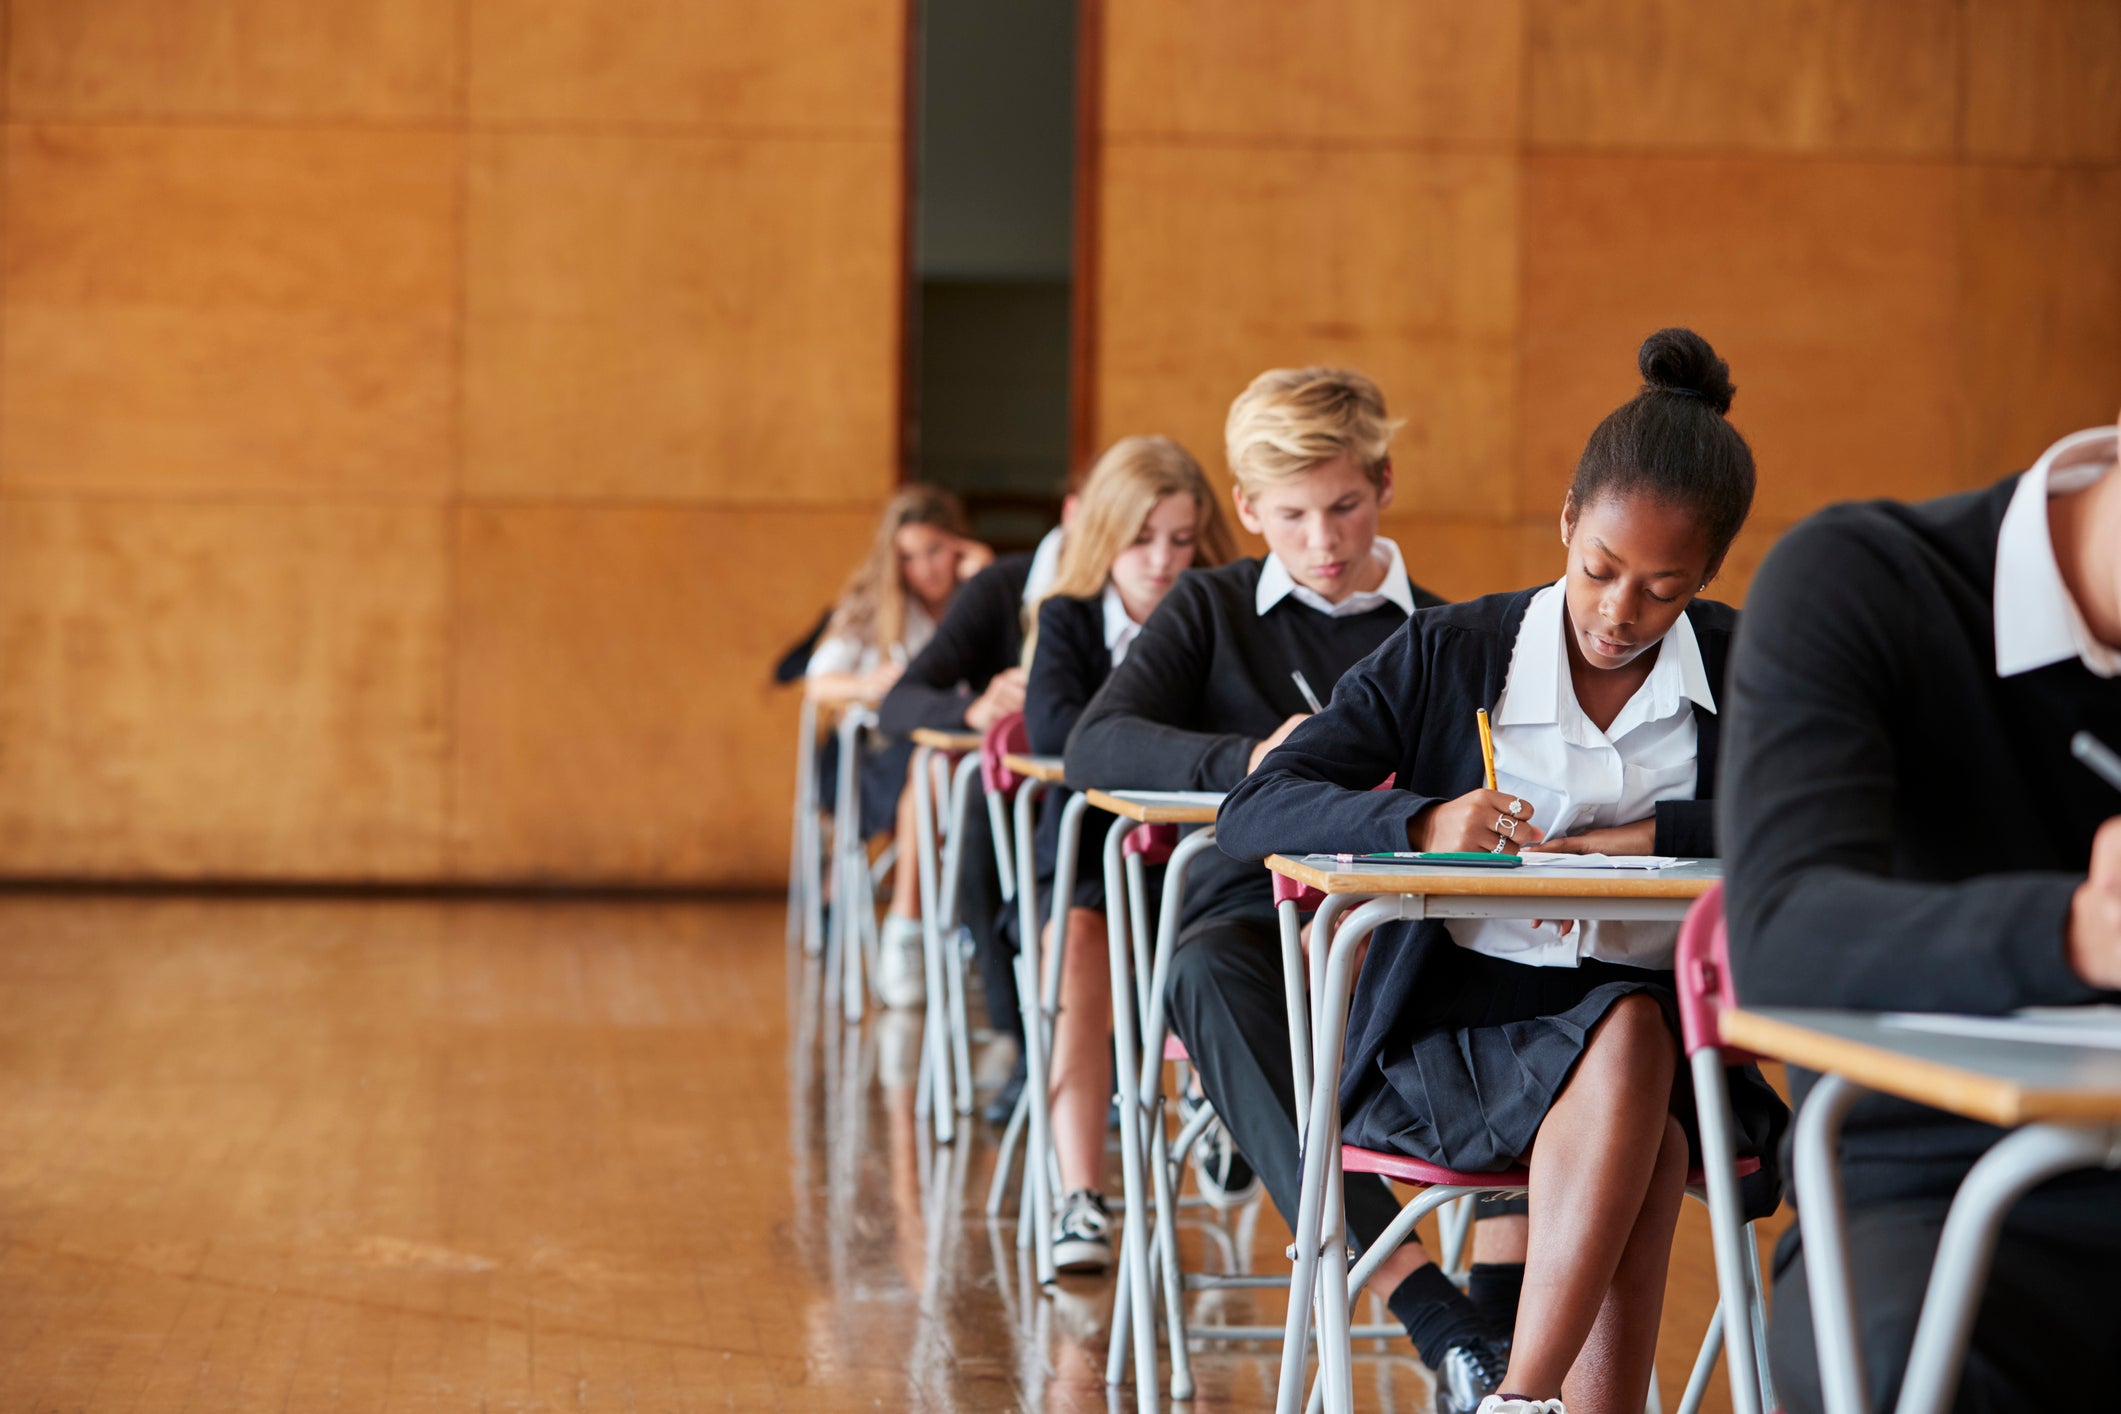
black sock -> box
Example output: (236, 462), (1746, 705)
(1468, 1261), (1525, 1342)
(1385, 1263), (1485, 1370)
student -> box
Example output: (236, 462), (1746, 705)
(876, 486), (1079, 1030)
(1721, 408), (2121, 1414)
(1020, 434), (1236, 1272)
(1065, 368), (1520, 1406)
(808, 484), (991, 1008)
(1218, 330), (1788, 1414)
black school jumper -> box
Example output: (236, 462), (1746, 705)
(1064, 555), (1443, 1260)
(1721, 479), (2121, 1414)
(1218, 590), (1784, 1214)
(879, 551), (1035, 1044)
(1026, 593), (1124, 915)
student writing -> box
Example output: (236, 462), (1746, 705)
(1218, 330), (1789, 1414)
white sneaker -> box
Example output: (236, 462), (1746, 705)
(875, 915), (927, 1009)
(1474, 1397), (1565, 1414)
(1051, 1189), (1113, 1273)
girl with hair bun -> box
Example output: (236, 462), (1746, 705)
(1218, 329), (1789, 1414)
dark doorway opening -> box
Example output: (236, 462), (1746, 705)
(908, 0), (1079, 550)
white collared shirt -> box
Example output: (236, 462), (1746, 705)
(805, 599), (939, 678)
(1024, 526), (1066, 607)
(1995, 425), (2121, 680)
(1445, 580), (1712, 968)
(1100, 581), (1144, 667)
(1256, 537), (1416, 619)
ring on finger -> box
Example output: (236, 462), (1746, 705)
(1508, 797), (1527, 818)
(1491, 834), (1511, 855)
(1492, 812), (1517, 839)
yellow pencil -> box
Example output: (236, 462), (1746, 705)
(1476, 707), (1497, 791)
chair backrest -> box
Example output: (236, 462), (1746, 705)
(1273, 871), (1325, 910)
(978, 712), (1030, 799)
(1674, 883), (1760, 1063)
(1123, 822), (1178, 865)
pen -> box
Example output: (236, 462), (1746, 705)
(2072, 731), (2121, 793)
(1291, 670), (1324, 714)
(1476, 707), (1497, 791)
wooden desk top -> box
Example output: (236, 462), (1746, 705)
(1000, 753), (1067, 784)
(1082, 789), (1225, 824)
(1721, 1007), (2121, 1128)
(1265, 853), (1721, 899)
(910, 728), (982, 753)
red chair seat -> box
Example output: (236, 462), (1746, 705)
(1343, 1144), (1760, 1190)
(1164, 1035), (1189, 1062)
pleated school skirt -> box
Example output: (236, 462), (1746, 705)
(1341, 943), (1788, 1220)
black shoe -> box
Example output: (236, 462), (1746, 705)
(1431, 1335), (1507, 1414)
(1181, 1093), (1259, 1209)
(983, 1054), (1027, 1128)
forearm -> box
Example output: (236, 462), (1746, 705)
(1730, 864), (2093, 1013)
(877, 678), (969, 736)
(1217, 774), (1436, 863)
(1065, 712), (1253, 792)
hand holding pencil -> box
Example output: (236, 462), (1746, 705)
(1405, 709), (1544, 854)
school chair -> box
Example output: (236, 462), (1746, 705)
(1278, 894), (1776, 1414)
(819, 701), (885, 1026)
(1102, 812), (1405, 1412)
(909, 728), (983, 1145)
(1674, 884), (1779, 1414)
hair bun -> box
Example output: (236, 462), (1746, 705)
(1638, 327), (1735, 416)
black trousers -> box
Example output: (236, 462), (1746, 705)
(1770, 1174), (2121, 1414)
(955, 778), (1021, 1046)
(1163, 910), (1406, 1252)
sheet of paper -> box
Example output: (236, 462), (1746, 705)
(1516, 852), (1686, 870)
(1881, 1006), (2121, 1051)
(1111, 790), (1226, 807)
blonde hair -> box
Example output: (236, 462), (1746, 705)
(1224, 366), (1400, 496)
(1022, 436), (1234, 667)
(826, 483), (970, 654)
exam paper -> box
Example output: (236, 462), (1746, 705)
(1516, 852), (1686, 870)
(1881, 1006), (2121, 1052)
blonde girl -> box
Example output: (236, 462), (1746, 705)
(1020, 435), (1235, 1271)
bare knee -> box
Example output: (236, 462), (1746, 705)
(1587, 994), (1678, 1074)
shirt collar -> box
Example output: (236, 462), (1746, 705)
(1994, 425), (2121, 679)
(1100, 581), (1143, 664)
(1255, 537), (1415, 619)
(1023, 526), (1066, 607)
(1493, 580), (1716, 733)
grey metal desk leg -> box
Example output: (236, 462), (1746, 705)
(1138, 827), (1219, 1404)
(1102, 814), (1158, 1414)
(1688, 1046), (1764, 1414)
(799, 698), (827, 959)
(910, 745), (954, 1143)
(1893, 1121), (2120, 1414)
(1275, 895), (1400, 1414)
(834, 707), (870, 1024)
(939, 755), (982, 1114)
(1793, 1073), (1867, 1414)
(1011, 780), (1054, 1279)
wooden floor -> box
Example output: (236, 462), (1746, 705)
(0, 893), (1784, 1411)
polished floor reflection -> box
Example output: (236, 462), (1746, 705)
(0, 894), (1775, 1411)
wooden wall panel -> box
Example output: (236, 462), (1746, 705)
(1520, 156), (1961, 523)
(0, 5), (905, 885)
(449, 507), (873, 885)
(466, 0), (902, 131)
(1962, 0), (2121, 162)
(6, 0), (460, 121)
(1103, 1), (1522, 145)
(1526, 0), (1959, 156)
(2, 125), (459, 499)
(463, 132), (898, 506)
(1095, 145), (1519, 519)
(1958, 166), (2121, 481)
(0, 501), (450, 879)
